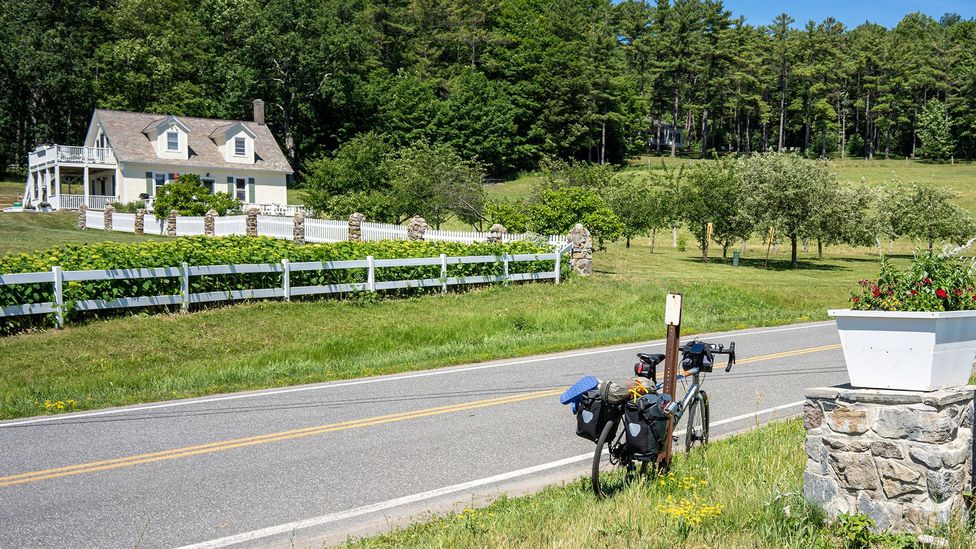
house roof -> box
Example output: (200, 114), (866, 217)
(142, 115), (190, 136)
(89, 109), (293, 174)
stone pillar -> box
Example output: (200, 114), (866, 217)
(293, 211), (305, 244)
(348, 212), (365, 242)
(246, 208), (259, 237)
(487, 223), (507, 243)
(103, 204), (114, 231)
(204, 209), (217, 237)
(568, 224), (593, 275)
(134, 208), (145, 235)
(803, 385), (974, 533)
(166, 210), (178, 237)
(407, 216), (428, 241)
(77, 204), (87, 230)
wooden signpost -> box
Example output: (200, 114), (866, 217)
(657, 293), (682, 470)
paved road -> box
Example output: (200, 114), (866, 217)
(0, 321), (848, 548)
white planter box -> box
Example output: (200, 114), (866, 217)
(828, 309), (976, 391)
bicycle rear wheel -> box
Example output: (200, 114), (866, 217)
(591, 419), (635, 498)
(685, 390), (709, 452)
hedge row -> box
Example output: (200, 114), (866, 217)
(0, 237), (556, 330)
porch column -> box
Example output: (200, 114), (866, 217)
(53, 164), (60, 203)
(44, 168), (51, 203)
(83, 165), (90, 209)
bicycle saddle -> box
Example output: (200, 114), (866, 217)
(637, 353), (665, 366)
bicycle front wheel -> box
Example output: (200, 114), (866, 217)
(591, 419), (634, 498)
(685, 390), (709, 452)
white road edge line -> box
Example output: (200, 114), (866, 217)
(174, 400), (806, 549)
(0, 322), (832, 428)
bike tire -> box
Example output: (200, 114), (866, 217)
(685, 390), (710, 452)
(591, 419), (633, 498)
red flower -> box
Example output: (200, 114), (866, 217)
(936, 288), (948, 299)
(910, 289), (918, 296)
(954, 288), (964, 297)
(851, 296), (860, 303)
(871, 286), (881, 298)
(923, 277), (932, 286)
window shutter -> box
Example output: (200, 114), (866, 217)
(145, 172), (153, 195)
(247, 178), (256, 203)
(226, 176), (234, 194)
(168, 173), (176, 182)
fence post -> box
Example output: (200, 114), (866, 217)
(134, 208), (145, 235)
(554, 246), (561, 284)
(367, 255), (376, 292)
(282, 259), (291, 302)
(204, 209), (217, 237)
(407, 216), (428, 241)
(502, 254), (510, 285)
(246, 208), (259, 237)
(103, 203), (114, 231)
(52, 266), (64, 329)
(293, 212), (305, 244)
(77, 204), (87, 230)
(167, 210), (178, 237)
(440, 253), (448, 295)
(348, 212), (364, 242)
(180, 261), (190, 313)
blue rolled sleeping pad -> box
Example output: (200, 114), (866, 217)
(559, 375), (599, 414)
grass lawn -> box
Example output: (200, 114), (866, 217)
(0, 235), (891, 419)
(344, 419), (972, 548)
(0, 211), (164, 256)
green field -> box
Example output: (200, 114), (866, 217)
(345, 419), (972, 548)
(0, 234), (889, 419)
(0, 211), (163, 256)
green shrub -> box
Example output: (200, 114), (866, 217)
(0, 237), (552, 331)
(110, 200), (145, 213)
(528, 187), (622, 246)
(152, 174), (242, 216)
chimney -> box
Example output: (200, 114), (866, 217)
(253, 99), (265, 126)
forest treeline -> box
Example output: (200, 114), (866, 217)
(2, 0), (975, 178)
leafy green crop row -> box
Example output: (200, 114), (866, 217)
(0, 236), (555, 331)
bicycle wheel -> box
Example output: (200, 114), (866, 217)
(591, 419), (635, 498)
(685, 390), (709, 452)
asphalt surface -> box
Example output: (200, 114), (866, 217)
(0, 321), (848, 548)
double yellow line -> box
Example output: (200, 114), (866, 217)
(0, 343), (841, 488)
(0, 389), (560, 488)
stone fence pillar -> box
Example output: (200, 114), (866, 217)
(166, 210), (178, 237)
(204, 209), (217, 237)
(348, 212), (365, 242)
(245, 208), (259, 237)
(803, 385), (974, 533)
(293, 211), (305, 244)
(407, 216), (428, 241)
(568, 223), (593, 275)
(77, 204), (87, 230)
(134, 208), (145, 235)
(487, 223), (507, 243)
(103, 204), (114, 231)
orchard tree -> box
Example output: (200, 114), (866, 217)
(680, 157), (753, 259)
(891, 184), (974, 249)
(388, 142), (486, 229)
(529, 187), (623, 248)
(607, 177), (657, 248)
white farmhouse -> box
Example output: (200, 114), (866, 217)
(24, 100), (292, 210)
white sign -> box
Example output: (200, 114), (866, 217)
(665, 293), (682, 326)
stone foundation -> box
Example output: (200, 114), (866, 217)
(803, 385), (974, 532)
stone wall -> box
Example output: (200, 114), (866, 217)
(407, 216), (428, 241)
(803, 385), (974, 532)
(348, 212), (364, 242)
(568, 223), (592, 275)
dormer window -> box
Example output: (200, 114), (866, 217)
(167, 132), (179, 151)
(234, 137), (246, 156)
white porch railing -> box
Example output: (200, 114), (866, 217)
(244, 203), (307, 217)
(56, 194), (115, 211)
(29, 146), (116, 168)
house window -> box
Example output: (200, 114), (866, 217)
(234, 137), (246, 156)
(201, 178), (215, 194)
(167, 131), (179, 151)
(153, 173), (167, 195)
(235, 177), (247, 201)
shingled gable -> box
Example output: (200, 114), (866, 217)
(85, 109), (293, 173)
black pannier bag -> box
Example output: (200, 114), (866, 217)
(576, 389), (614, 442)
(623, 394), (671, 457)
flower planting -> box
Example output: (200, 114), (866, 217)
(849, 251), (976, 312)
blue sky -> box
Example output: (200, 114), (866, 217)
(721, 0), (976, 28)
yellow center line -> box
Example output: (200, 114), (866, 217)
(0, 342), (841, 488)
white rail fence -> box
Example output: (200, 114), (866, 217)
(0, 247), (569, 328)
(90, 212), (569, 247)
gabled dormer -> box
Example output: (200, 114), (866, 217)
(210, 122), (256, 164)
(143, 115), (190, 160)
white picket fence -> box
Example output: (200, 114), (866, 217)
(90, 212), (569, 247)
(0, 246), (570, 328)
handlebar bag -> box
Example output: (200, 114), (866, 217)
(575, 389), (616, 442)
(623, 394), (670, 456)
